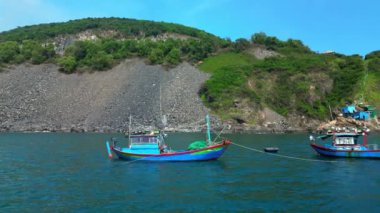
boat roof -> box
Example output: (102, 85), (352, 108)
(130, 134), (159, 138)
(334, 132), (361, 137)
(128, 130), (161, 137)
(317, 132), (362, 139)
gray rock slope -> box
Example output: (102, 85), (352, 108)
(0, 59), (210, 132)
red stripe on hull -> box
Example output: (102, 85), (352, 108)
(310, 143), (380, 153)
(112, 140), (232, 157)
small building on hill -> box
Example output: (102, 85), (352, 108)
(363, 105), (378, 119)
(354, 111), (370, 120)
(342, 105), (356, 116)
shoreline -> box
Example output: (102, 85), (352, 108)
(0, 128), (315, 134)
(2, 126), (380, 134)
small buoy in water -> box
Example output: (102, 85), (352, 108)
(264, 147), (279, 153)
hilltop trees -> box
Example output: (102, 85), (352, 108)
(52, 37), (217, 72)
(0, 18), (224, 45)
(0, 40), (55, 65)
(0, 18), (226, 72)
(251, 32), (281, 50)
(232, 38), (250, 52)
(3, 19), (319, 74)
(0, 41), (19, 63)
(366, 51), (380, 74)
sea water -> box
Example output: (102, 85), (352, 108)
(1, 133), (380, 212)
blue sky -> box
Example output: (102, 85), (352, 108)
(0, 0), (379, 55)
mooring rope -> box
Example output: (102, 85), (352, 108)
(231, 142), (338, 163)
(115, 155), (157, 164)
(121, 157), (149, 164)
(212, 125), (227, 143)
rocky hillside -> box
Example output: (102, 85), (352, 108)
(198, 36), (380, 132)
(0, 58), (330, 133)
(1, 18), (380, 132)
(0, 59), (212, 132)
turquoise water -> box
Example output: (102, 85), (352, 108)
(1, 133), (380, 212)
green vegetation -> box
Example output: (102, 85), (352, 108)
(0, 40), (55, 65)
(54, 38), (221, 72)
(366, 51), (380, 75)
(0, 20), (379, 121)
(362, 51), (380, 108)
(57, 56), (76, 73)
(363, 73), (380, 106)
(198, 52), (257, 113)
(199, 33), (369, 120)
(0, 18), (228, 72)
(251, 32), (312, 55)
(0, 18), (222, 44)
(199, 52), (254, 73)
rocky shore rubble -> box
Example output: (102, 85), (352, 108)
(317, 116), (380, 132)
(0, 59), (357, 133)
(0, 59), (211, 133)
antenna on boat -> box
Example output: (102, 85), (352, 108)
(206, 114), (212, 145)
(160, 84), (162, 119)
(159, 82), (168, 128)
(160, 84), (168, 126)
(128, 115), (132, 143)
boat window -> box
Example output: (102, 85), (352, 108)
(335, 137), (355, 145)
(130, 136), (158, 143)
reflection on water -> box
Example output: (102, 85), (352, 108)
(1, 132), (380, 212)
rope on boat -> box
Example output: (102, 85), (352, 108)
(122, 157), (149, 164)
(231, 142), (338, 163)
(213, 125), (227, 143)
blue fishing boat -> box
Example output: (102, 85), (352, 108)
(106, 115), (231, 161)
(310, 128), (380, 158)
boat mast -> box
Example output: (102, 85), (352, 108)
(159, 81), (168, 128)
(206, 114), (212, 145)
(332, 129), (336, 146)
(128, 115), (132, 145)
(160, 84), (162, 121)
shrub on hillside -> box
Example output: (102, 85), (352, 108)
(0, 41), (19, 63)
(365, 50), (380, 60)
(148, 48), (164, 64)
(58, 56), (77, 73)
(165, 48), (181, 65)
(232, 38), (250, 52)
(368, 58), (380, 74)
(89, 51), (113, 71)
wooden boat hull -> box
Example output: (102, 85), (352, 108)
(310, 143), (380, 158)
(111, 141), (231, 161)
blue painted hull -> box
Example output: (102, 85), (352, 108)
(111, 141), (231, 161)
(310, 143), (380, 158)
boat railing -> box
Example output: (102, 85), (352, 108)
(111, 137), (118, 147)
(367, 144), (378, 150)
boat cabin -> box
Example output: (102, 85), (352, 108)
(333, 133), (360, 146)
(128, 131), (164, 154)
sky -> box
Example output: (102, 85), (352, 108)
(0, 0), (379, 56)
